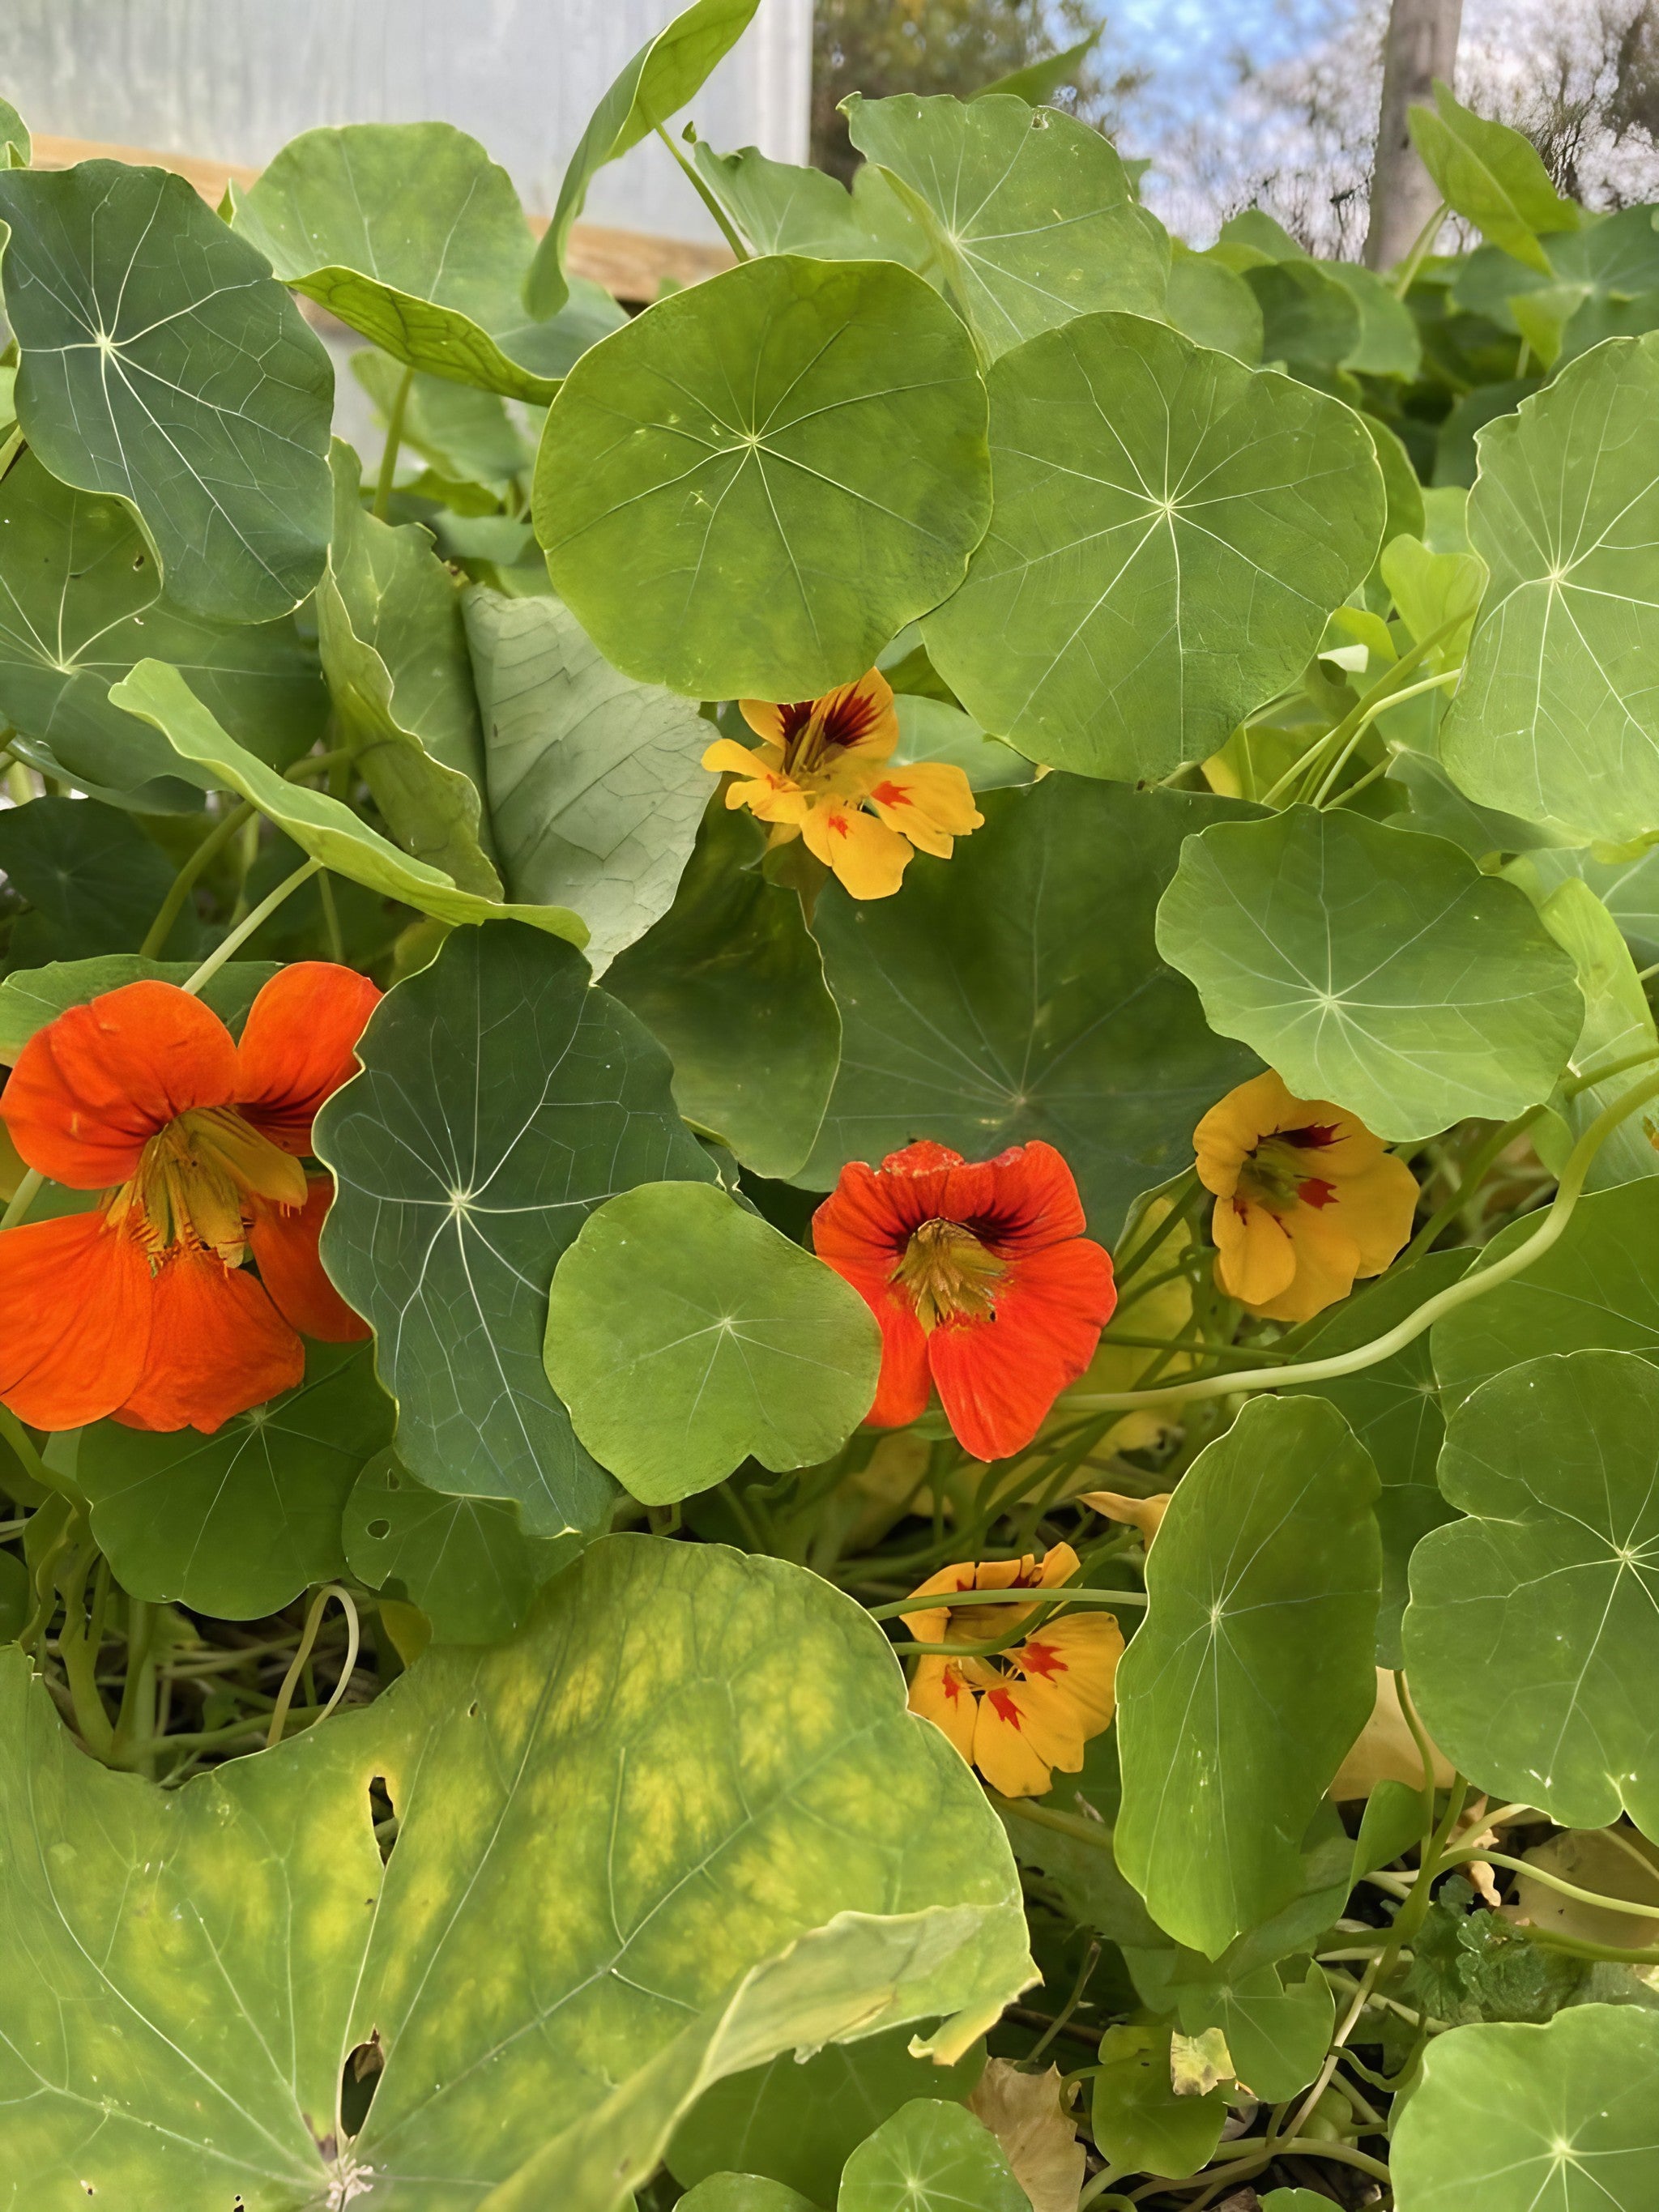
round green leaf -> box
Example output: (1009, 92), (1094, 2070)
(315, 922), (715, 1535)
(838, 2100), (1023, 2212)
(465, 583), (711, 972)
(1166, 249), (1264, 363)
(1286, 1251), (1469, 1667)
(546, 1182), (881, 1504)
(923, 312), (1384, 779)
(798, 778), (1259, 1238)
(0, 162), (333, 624)
(231, 122), (569, 403)
(1406, 1349), (1659, 1829)
(1390, 2005), (1659, 2211)
(667, 2027), (983, 2201)
(1174, 1958), (1333, 2103)
(1431, 1181), (1659, 1414)
(535, 255), (991, 701)
(608, 803), (841, 1183)
(75, 1340), (391, 1619)
(343, 1450), (576, 1643)
(1115, 1395), (1380, 1958)
(893, 697), (1034, 791)
(843, 92), (1167, 359)
(1090, 2026), (1227, 2179)
(1408, 81), (1580, 275)
(0, 450), (326, 808)
(0, 1536), (1030, 2210)
(1441, 334), (1659, 843)
(1155, 808), (1582, 1142)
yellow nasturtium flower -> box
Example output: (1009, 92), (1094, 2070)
(1195, 1071), (1418, 1323)
(701, 667), (983, 899)
(902, 1545), (1123, 1799)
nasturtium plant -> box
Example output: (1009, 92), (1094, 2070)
(1, 46), (1657, 2211)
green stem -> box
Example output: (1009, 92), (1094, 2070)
(373, 364), (416, 519)
(1111, 1168), (1205, 1290)
(138, 799), (256, 958)
(1260, 619), (1465, 810)
(181, 858), (323, 997)
(992, 1792), (1120, 1854)
(652, 121), (751, 262)
(1299, 666), (1463, 810)
(1440, 1844), (1659, 1920)
(318, 869), (345, 964)
(868, 1585), (1142, 1622)
(0, 1170), (42, 1233)
(111, 1597), (156, 1769)
(1398, 1106), (1543, 1264)
(1065, 1068), (1659, 1414)
(1393, 198), (1452, 296)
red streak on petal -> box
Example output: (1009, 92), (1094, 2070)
(987, 1689), (1021, 1727)
(1281, 1122), (1340, 1149)
(1298, 1177), (1337, 1209)
(1021, 1641), (1065, 1678)
(870, 782), (909, 807)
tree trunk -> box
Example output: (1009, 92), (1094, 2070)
(1363, 0), (1464, 269)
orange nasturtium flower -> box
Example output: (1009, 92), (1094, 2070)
(812, 1139), (1117, 1464)
(902, 1545), (1123, 1798)
(701, 667), (983, 898)
(1195, 1071), (1418, 1323)
(0, 965), (380, 1434)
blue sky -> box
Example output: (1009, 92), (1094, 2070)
(1103, 0), (1340, 129)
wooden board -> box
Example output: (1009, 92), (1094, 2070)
(29, 132), (732, 302)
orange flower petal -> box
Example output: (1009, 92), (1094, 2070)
(800, 799), (912, 898)
(236, 963), (382, 1157)
(248, 1179), (369, 1344)
(109, 1249), (304, 1433)
(4, 982), (238, 1187)
(928, 1239), (1117, 1463)
(0, 1213), (153, 1429)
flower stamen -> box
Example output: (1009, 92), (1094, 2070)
(893, 1217), (1006, 1330)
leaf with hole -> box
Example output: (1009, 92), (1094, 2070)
(0, 1535), (1030, 2212)
(343, 1450), (576, 1644)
